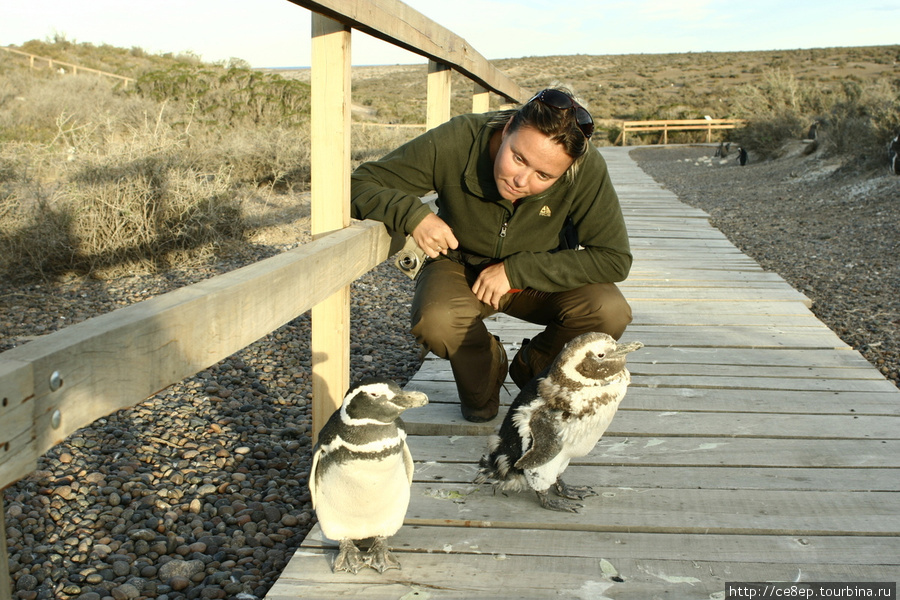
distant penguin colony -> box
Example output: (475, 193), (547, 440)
(475, 332), (643, 512)
(310, 378), (428, 573)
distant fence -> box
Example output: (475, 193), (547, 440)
(0, 45), (136, 88)
(616, 118), (747, 145)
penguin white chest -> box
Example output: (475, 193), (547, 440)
(524, 390), (623, 493)
(315, 452), (411, 542)
(559, 400), (621, 457)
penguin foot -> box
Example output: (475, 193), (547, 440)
(536, 489), (582, 513)
(333, 539), (365, 574)
(365, 536), (401, 573)
(554, 478), (597, 501)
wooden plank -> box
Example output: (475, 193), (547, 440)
(400, 401), (899, 439)
(622, 291), (812, 304)
(403, 483), (900, 535)
(632, 313), (826, 327)
(310, 14), (353, 441)
(407, 435), (900, 468)
(630, 360), (886, 380)
(407, 318), (892, 396)
(414, 461), (900, 492)
(407, 377), (900, 416)
(271, 545), (899, 600)
(285, 0), (523, 102)
(0, 496), (10, 600)
(0, 358), (36, 488)
(301, 525), (900, 566)
(623, 387), (900, 416)
(0, 221), (393, 488)
(491, 325), (847, 348)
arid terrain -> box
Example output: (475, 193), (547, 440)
(2, 41), (898, 600)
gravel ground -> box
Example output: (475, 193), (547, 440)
(2, 245), (421, 600)
(630, 143), (900, 387)
(3, 143), (898, 599)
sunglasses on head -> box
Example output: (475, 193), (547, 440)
(528, 89), (594, 139)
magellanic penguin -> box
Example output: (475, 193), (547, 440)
(310, 378), (428, 573)
(475, 332), (643, 512)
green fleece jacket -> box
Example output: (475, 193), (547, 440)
(351, 112), (631, 292)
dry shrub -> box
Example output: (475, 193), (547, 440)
(730, 69), (900, 164)
(350, 124), (422, 168)
(823, 79), (900, 165)
(0, 72), (159, 143)
(207, 126), (311, 191)
(0, 120), (243, 280)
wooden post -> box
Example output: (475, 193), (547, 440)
(0, 496), (9, 598)
(472, 83), (490, 113)
(663, 124), (668, 145)
(426, 60), (451, 130)
(310, 14), (352, 443)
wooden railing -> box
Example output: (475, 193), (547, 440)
(616, 118), (747, 145)
(0, 45), (136, 88)
(0, 1), (523, 595)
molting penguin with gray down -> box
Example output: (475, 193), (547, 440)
(310, 378), (428, 573)
(475, 332), (643, 512)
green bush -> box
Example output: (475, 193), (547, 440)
(136, 65), (311, 128)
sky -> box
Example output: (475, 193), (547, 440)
(1, 0), (897, 68)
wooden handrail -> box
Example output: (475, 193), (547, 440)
(0, 45), (136, 88)
(0, 221), (396, 488)
(617, 118), (747, 145)
(285, 0), (523, 104)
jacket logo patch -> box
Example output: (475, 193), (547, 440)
(539, 205), (552, 217)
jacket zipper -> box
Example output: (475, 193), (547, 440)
(495, 218), (509, 256)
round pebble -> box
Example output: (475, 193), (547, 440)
(2, 258), (423, 598)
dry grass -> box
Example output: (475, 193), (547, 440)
(1, 40), (898, 281)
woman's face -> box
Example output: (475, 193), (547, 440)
(493, 124), (573, 202)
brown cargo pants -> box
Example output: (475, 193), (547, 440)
(410, 259), (633, 421)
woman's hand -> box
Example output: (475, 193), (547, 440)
(472, 262), (512, 309)
(412, 213), (459, 259)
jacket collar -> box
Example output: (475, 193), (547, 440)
(462, 122), (506, 204)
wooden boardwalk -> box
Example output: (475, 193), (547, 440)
(266, 146), (900, 599)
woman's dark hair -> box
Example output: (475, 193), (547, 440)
(487, 87), (591, 179)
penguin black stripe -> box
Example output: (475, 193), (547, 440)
(314, 439), (406, 481)
(318, 417), (405, 447)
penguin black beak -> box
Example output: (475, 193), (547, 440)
(393, 390), (429, 409)
(609, 341), (644, 358)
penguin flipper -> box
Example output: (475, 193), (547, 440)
(515, 409), (562, 470)
(309, 447), (322, 509)
(402, 441), (414, 486)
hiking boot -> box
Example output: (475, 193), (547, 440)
(460, 336), (507, 422)
(509, 337), (533, 388)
